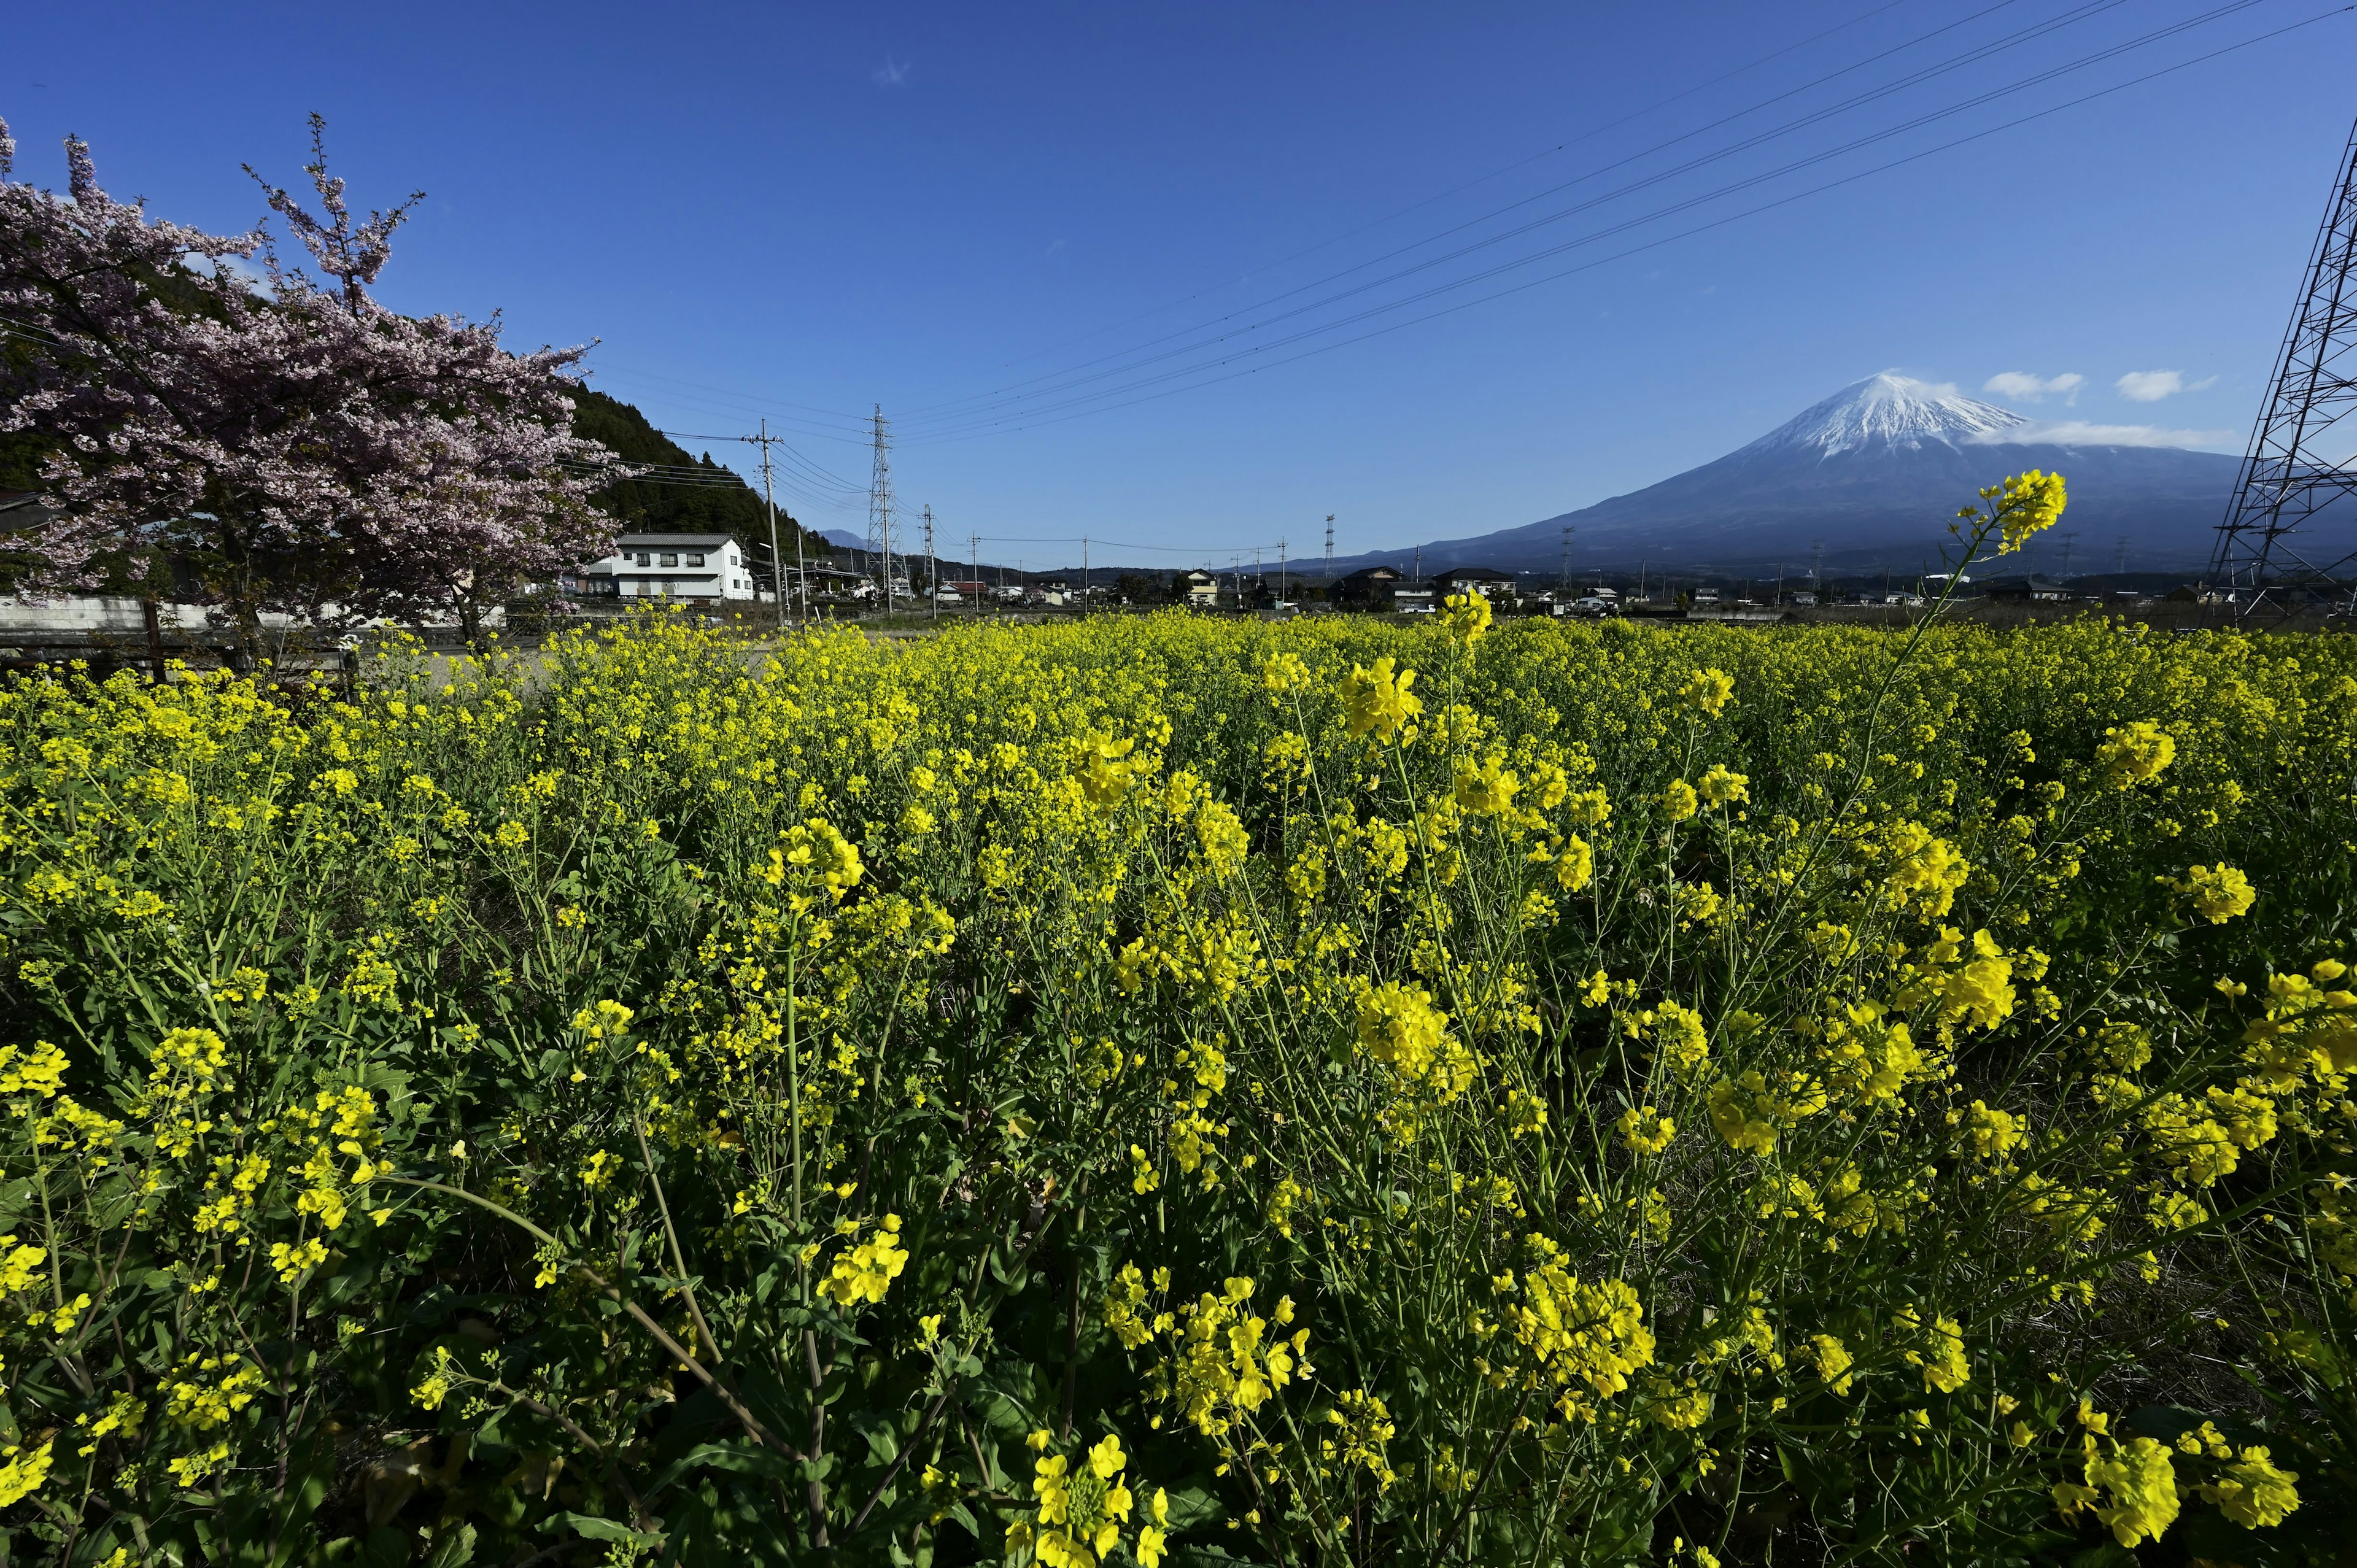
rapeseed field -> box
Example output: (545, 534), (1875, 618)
(4, 480), (2355, 1565)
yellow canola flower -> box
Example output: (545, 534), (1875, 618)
(1354, 981), (1476, 1104)
(1325, 1389), (1397, 1490)
(0, 1040), (68, 1099)
(1678, 668), (1735, 717)
(820, 1214), (909, 1307)
(1697, 764), (1748, 807)
(1339, 657), (1421, 740)
(0, 1238), (47, 1296)
(1659, 779), (1700, 822)
(1649, 1000), (1711, 1082)
(2200, 1446), (2301, 1529)
(2165, 864), (2255, 924)
(1809, 1334), (1855, 1395)
(762, 818), (866, 902)
(1503, 1239), (1654, 1414)
(1442, 589), (1494, 642)
(2059, 1436), (2179, 1548)
(0, 1439), (53, 1508)
(1452, 753), (1520, 816)
(1899, 1310), (1970, 1393)
(1618, 1105), (1676, 1156)
(1967, 468), (2068, 555)
(2096, 720), (2175, 788)
(1259, 651), (1312, 692)
(1554, 833), (1595, 892)
(1031, 1434), (1138, 1568)
(1075, 732), (1148, 806)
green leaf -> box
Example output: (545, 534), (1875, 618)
(544, 1512), (666, 1550)
(645, 1440), (795, 1497)
(420, 1522), (478, 1568)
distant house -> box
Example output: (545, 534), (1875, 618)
(1335, 566), (1402, 608)
(1983, 574), (2073, 603)
(581, 533), (758, 601)
(1180, 570), (1220, 608)
(801, 563), (873, 600)
(1431, 565), (1520, 602)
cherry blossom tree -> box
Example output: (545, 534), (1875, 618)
(0, 113), (620, 650)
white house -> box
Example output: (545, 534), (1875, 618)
(581, 533), (758, 601)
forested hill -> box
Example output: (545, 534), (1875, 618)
(573, 388), (819, 560)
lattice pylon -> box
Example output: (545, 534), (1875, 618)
(2211, 115), (2357, 622)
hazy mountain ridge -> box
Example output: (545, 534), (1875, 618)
(1328, 375), (2240, 579)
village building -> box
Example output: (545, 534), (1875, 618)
(1430, 564), (1520, 603)
(579, 533), (758, 601)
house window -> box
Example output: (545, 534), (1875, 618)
(687, 552), (705, 567)
(660, 552), (679, 568)
(635, 552), (651, 567)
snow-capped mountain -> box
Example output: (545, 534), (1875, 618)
(1327, 374), (2240, 579)
(1741, 373), (2027, 457)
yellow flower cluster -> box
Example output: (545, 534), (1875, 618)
(818, 1213), (908, 1307)
(4, 546), (2353, 1562)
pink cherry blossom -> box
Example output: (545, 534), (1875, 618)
(0, 114), (621, 649)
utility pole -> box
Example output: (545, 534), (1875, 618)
(970, 531), (980, 617)
(923, 504), (937, 619)
(1082, 535), (1090, 612)
(740, 419), (790, 632)
(1279, 538), (1287, 603)
(868, 405), (895, 614)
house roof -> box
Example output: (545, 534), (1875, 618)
(1433, 565), (1517, 582)
(1341, 566), (1399, 581)
(614, 532), (740, 550)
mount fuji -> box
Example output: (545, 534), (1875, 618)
(1345, 374), (2240, 579)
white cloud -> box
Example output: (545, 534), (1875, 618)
(1968, 419), (2234, 450)
(871, 55), (910, 86)
(2116, 370), (2183, 402)
(1983, 371), (2084, 404)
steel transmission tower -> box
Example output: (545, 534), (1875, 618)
(2211, 114), (2357, 622)
(868, 406), (896, 612)
(1324, 515), (1335, 589)
(1558, 525), (1573, 593)
(923, 504), (937, 618)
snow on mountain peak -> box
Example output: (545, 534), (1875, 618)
(1743, 373), (2027, 458)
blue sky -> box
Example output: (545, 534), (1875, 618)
(9, 1), (2354, 569)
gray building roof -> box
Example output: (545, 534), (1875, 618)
(613, 532), (741, 550)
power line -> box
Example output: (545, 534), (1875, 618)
(901, 0), (2270, 439)
(587, 358), (881, 424)
(897, 0), (2133, 431)
(656, 430), (866, 493)
(587, 369), (877, 446)
(900, 4), (2343, 444)
(916, 0), (1928, 388)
